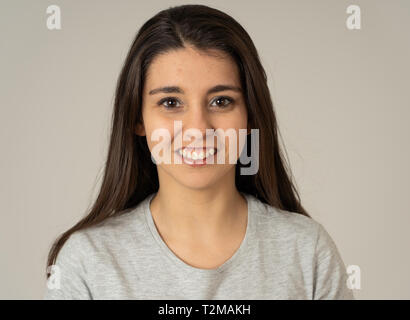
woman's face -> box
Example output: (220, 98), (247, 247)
(137, 46), (248, 191)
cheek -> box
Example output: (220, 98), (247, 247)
(226, 104), (248, 128)
(216, 105), (247, 128)
(144, 117), (175, 150)
(216, 114), (248, 159)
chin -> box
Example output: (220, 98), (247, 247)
(177, 176), (217, 191)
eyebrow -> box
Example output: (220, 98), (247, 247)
(148, 84), (242, 95)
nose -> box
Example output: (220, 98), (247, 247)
(182, 103), (215, 144)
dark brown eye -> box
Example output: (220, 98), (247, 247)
(158, 97), (181, 109)
(211, 96), (234, 108)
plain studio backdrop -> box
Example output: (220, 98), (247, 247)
(1, 0), (409, 299)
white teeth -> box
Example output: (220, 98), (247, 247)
(177, 148), (217, 161)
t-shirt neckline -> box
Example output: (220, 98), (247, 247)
(143, 191), (255, 275)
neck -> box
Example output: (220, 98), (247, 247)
(150, 171), (247, 244)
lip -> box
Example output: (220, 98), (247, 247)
(174, 148), (218, 167)
(175, 147), (218, 153)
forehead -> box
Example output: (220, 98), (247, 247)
(144, 46), (241, 90)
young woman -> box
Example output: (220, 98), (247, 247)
(44, 4), (354, 300)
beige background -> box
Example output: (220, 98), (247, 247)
(1, 0), (409, 299)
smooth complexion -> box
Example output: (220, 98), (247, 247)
(135, 46), (250, 269)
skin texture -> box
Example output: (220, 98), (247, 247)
(135, 45), (250, 269)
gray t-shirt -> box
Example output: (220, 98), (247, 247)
(43, 192), (355, 299)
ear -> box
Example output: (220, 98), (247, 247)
(135, 121), (146, 136)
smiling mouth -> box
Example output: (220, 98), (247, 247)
(174, 147), (218, 166)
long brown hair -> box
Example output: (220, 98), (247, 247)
(46, 4), (310, 277)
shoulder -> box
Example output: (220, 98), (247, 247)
(58, 197), (150, 261)
(247, 193), (345, 266)
(248, 194), (353, 297)
(248, 194), (323, 248)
